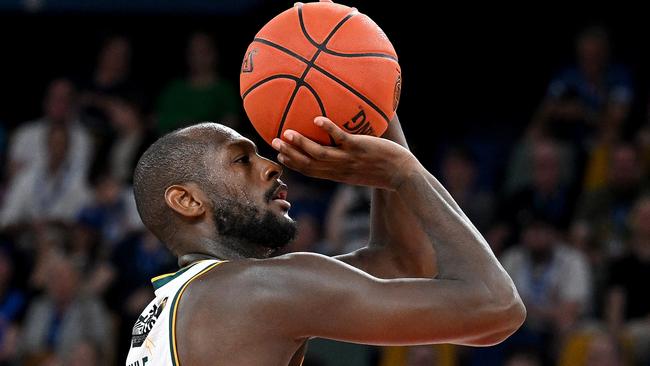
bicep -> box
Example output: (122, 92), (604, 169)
(265, 253), (508, 346)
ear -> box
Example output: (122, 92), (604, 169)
(164, 183), (207, 218)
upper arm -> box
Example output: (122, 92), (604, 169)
(245, 253), (520, 346)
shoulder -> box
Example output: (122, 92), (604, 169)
(175, 254), (344, 334)
(191, 253), (342, 292)
(180, 253), (358, 312)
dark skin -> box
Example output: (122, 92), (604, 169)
(164, 114), (525, 366)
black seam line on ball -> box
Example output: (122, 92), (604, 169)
(274, 6), (357, 138)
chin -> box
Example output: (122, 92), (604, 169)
(276, 209), (294, 223)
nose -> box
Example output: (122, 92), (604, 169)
(261, 158), (283, 182)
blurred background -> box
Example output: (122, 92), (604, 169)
(0, 1), (649, 366)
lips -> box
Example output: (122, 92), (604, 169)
(271, 184), (288, 201)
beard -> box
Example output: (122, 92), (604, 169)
(210, 194), (297, 257)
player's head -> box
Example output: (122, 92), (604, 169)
(133, 123), (296, 259)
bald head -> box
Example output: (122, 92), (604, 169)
(133, 123), (238, 242)
(134, 122), (296, 259)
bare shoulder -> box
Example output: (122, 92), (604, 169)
(177, 253), (361, 320)
(174, 253), (364, 363)
(174, 254), (341, 364)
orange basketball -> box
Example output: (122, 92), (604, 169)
(240, 1), (401, 146)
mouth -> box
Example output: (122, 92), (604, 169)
(270, 183), (291, 210)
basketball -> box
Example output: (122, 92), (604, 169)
(240, 1), (401, 146)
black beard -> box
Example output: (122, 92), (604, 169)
(211, 197), (297, 257)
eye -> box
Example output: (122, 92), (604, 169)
(234, 154), (251, 164)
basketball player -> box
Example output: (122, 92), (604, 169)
(125, 115), (525, 366)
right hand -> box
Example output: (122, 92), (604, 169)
(271, 116), (418, 190)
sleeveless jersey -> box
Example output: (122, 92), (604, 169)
(126, 259), (224, 366)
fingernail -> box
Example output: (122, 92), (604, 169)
(314, 118), (323, 126)
(272, 138), (281, 149)
(284, 130), (294, 141)
(278, 154), (285, 163)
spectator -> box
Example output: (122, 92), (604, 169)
(440, 146), (495, 232)
(66, 341), (103, 366)
(19, 254), (112, 364)
(105, 229), (174, 361)
(282, 212), (322, 254)
(156, 32), (239, 133)
(405, 345), (438, 366)
(324, 185), (371, 255)
(79, 35), (136, 132)
(501, 213), (592, 351)
(584, 331), (626, 366)
(605, 195), (650, 365)
(529, 27), (633, 146)
(0, 123), (6, 186)
(504, 349), (542, 366)
(76, 173), (142, 251)
(0, 123), (92, 229)
(0, 245), (24, 365)
(6, 78), (92, 182)
(91, 96), (157, 184)
(499, 139), (578, 247)
(639, 125), (650, 178)
(572, 143), (646, 259)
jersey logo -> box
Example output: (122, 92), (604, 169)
(131, 297), (168, 348)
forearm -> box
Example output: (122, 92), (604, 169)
(338, 118), (437, 278)
(395, 160), (512, 290)
(363, 115), (480, 278)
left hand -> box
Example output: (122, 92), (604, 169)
(271, 116), (417, 190)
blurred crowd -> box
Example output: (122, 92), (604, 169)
(0, 26), (648, 366)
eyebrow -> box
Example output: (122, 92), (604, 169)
(227, 139), (258, 154)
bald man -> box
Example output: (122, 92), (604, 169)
(125, 115), (525, 366)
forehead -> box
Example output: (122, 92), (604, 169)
(222, 136), (258, 153)
(200, 125), (257, 153)
(178, 123), (258, 158)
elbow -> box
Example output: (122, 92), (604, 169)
(472, 288), (527, 347)
(488, 297), (526, 345)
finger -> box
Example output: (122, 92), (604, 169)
(272, 138), (313, 170)
(283, 129), (347, 161)
(314, 117), (349, 145)
(319, 0), (333, 2)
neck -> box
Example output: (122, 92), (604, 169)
(176, 237), (274, 267)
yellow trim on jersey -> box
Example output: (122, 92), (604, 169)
(170, 261), (225, 366)
(151, 272), (175, 283)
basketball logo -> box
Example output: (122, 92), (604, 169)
(241, 49), (257, 73)
(343, 109), (375, 136)
(393, 73), (401, 112)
